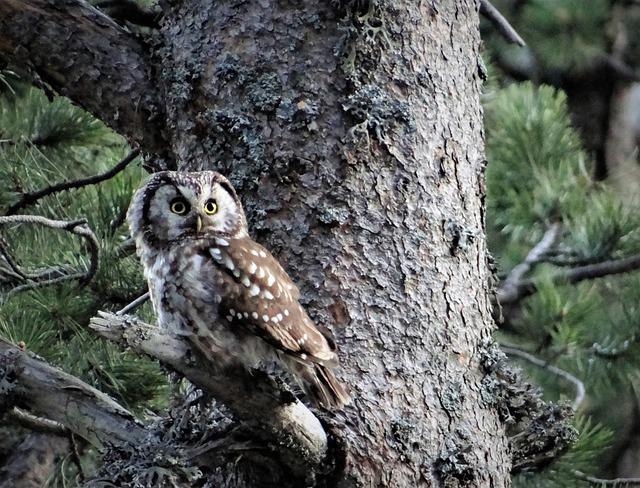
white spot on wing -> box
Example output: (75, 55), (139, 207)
(241, 275), (251, 287)
(251, 312), (258, 319)
(250, 249), (259, 257)
(259, 250), (267, 258)
(257, 267), (266, 279)
(267, 273), (275, 287)
(263, 290), (274, 300)
(249, 284), (260, 296)
(262, 315), (269, 322)
(223, 255), (235, 270)
(216, 238), (229, 246)
(284, 309), (289, 316)
(248, 262), (257, 274)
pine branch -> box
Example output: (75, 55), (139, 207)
(498, 253), (640, 306)
(502, 345), (585, 409)
(5, 150), (140, 216)
(89, 312), (329, 475)
(0, 0), (171, 162)
(479, 0), (526, 47)
(574, 470), (640, 486)
(0, 216), (100, 297)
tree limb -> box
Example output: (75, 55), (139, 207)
(479, 0), (526, 47)
(5, 150), (140, 216)
(498, 253), (640, 306)
(0, 337), (147, 448)
(89, 312), (329, 475)
(0, 0), (171, 162)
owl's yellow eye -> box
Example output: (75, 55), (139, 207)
(203, 199), (218, 215)
(170, 198), (189, 215)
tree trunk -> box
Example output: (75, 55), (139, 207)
(0, 0), (511, 486)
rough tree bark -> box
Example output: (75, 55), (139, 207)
(0, 0), (511, 486)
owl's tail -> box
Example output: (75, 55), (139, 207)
(297, 363), (351, 410)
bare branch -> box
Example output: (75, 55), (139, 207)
(0, 216), (100, 297)
(574, 470), (640, 486)
(0, 337), (147, 448)
(7, 407), (68, 436)
(116, 291), (150, 315)
(6, 150), (140, 216)
(89, 312), (329, 475)
(498, 223), (562, 303)
(479, 0), (526, 47)
(498, 253), (640, 306)
(0, 0), (171, 161)
(502, 345), (585, 410)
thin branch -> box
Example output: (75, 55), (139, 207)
(502, 345), (585, 410)
(5, 150), (140, 216)
(89, 312), (329, 475)
(499, 223), (562, 300)
(479, 0), (526, 47)
(116, 291), (150, 315)
(574, 470), (640, 486)
(0, 216), (100, 297)
(8, 407), (68, 436)
(0, 337), (147, 448)
(498, 252), (640, 306)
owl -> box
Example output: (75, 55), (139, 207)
(127, 171), (350, 409)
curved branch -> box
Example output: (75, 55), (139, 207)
(89, 312), (329, 476)
(6, 150), (140, 216)
(0, 216), (100, 296)
(0, 0), (171, 162)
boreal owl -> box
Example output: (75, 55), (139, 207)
(127, 171), (350, 409)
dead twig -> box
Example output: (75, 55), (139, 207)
(479, 0), (526, 47)
(5, 150), (139, 216)
(8, 407), (68, 436)
(574, 470), (640, 486)
(0, 215), (100, 298)
(116, 291), (150, 315)
(502, 345), (585, 410)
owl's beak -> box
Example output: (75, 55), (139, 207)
(196, 215), (203, 234)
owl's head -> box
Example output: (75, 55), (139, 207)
(127, 171), (248, 247)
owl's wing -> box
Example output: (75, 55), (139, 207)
(202, 236), (338, 367)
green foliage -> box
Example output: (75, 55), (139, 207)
(486, 80), (640, 483)
(0, 81), (168, 434)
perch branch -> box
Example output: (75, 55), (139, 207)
(479, 0), (526, 47)
(502, 345), (585, 410)
(89, 312), (329, 475)
(0, 0), (171, 160)
(6, 150), (140, 216)
(0, 337), (147, 448)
